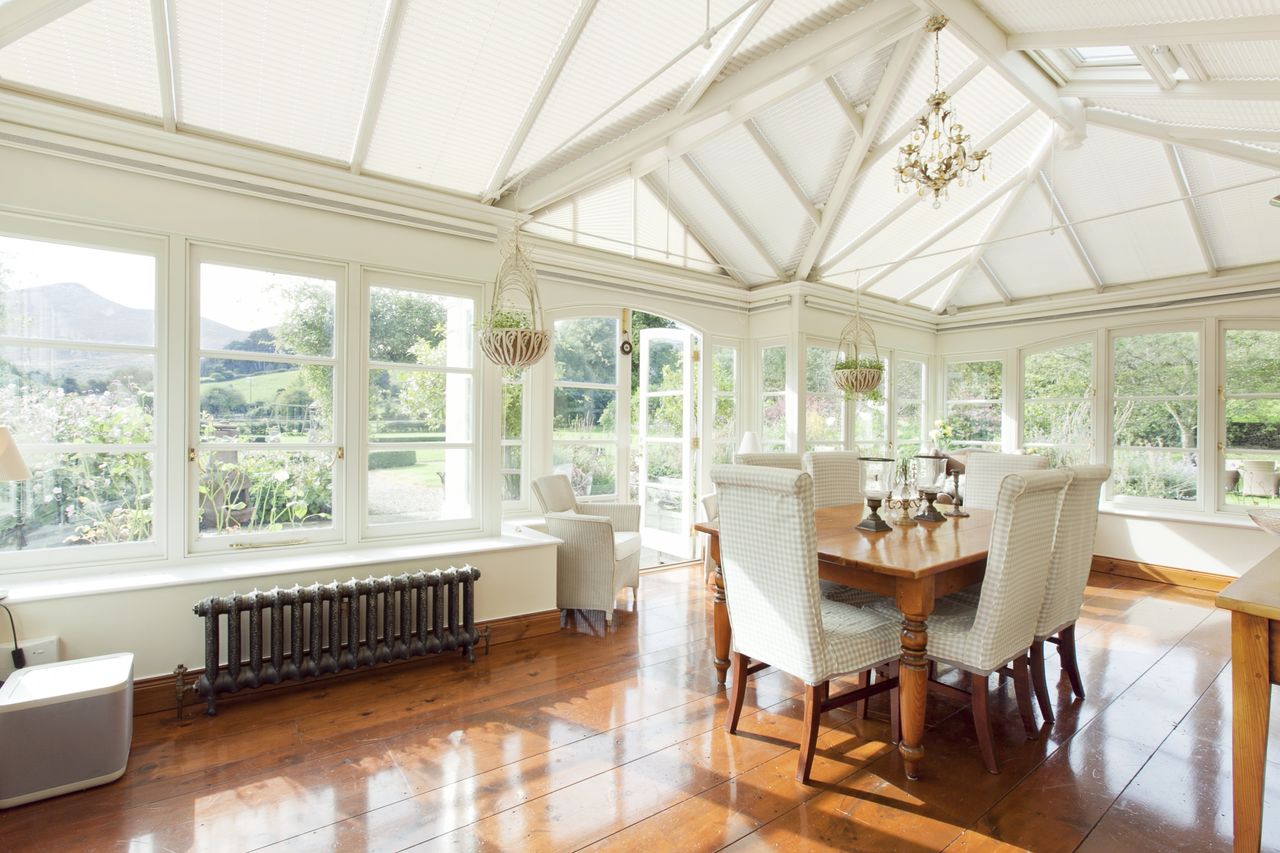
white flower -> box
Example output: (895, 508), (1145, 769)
(273, 470), (289, 482)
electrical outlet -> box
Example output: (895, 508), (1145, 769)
(0, 635), (58, 681)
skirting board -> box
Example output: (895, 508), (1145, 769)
(132, 608), (562, 718)
(1091, 555), (1233, 593)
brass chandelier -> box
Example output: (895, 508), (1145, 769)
(894, 15), (990, 207)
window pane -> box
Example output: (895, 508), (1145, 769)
(200, 263), (336, 358)
(554, 388), (616, 439)
(1028, 445), (1091, 467)
(855, 398), (887, 443)
(552, 443), (616, 496)
(645, 397), (684, 438)
(0, 235), (155, 346)
(368, 287), (473, 368)
(948, 402), (1001, 444)
(199, 362), (333, 443)
(713, 396), (736, 442)
(502, 376), (523, 441)
(368, 448), (472, 525)
(1225, 453), (1280, 507)
(762, 394), (786, 441)
(806, 395), (844, 445)
(806, 347), (840, 394)
(501, 444), (522, 502)
(712, 443), (734, 464)
(896, 358), (924, 401)
(1113, 332), (1197, 397)
(554, 317), (617, 384)
(1, 349), (155, 444)
(646, 338), (685, 391)
(1024, 400), (1092, 446)
(896, 402), (922, 444)
(197, 450), (334, 536)
(1226, 329), (1280, 395)
(761, 346), (786, 393)
(1, 451), (153, 553)
(946, 360), (1001, 401)
(1226, 400), (1280, 450)
(712, 346), (736, 394)
(1113, 401), (1198, 448)
(1025, 342), (1092, 399)
(368, 369), (472, 444)
(1113, 449), (1197, 502)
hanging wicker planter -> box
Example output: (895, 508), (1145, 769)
(833, 302), (884, 399)
(479, 231), (550, 369)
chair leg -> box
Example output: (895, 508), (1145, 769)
(855, 670), (871, 720)
(1012, 655), (1038, 738)
(1029, 640), (1055, 724)
(889, 662), (901, 744)
(727, 653), (749, 734)
(797, 681), (828, 784)
(1060, 624), (1086, 699)
(970, 672), (999, 774)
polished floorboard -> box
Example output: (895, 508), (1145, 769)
(4, 565), (1279, 852)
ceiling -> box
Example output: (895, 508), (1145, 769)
(0, 0), (1278, 315)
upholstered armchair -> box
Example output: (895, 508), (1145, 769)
(531, 474), (641, 623)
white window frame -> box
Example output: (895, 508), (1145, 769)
(706, 338), (741, 467)
(1019, 334), (1097, 465)
(500, 367), (531, 513)
(805, 340), (849, 452)
(1217, 319), (1280, 515)
(549, 313), (627, 503)
(187, 244), (347, 553)
(942, 352), (1007, 451)
(757, 337), (790, 452)
(0, 215), (167, 573)
(1105, 322), (1205, 510)
(892, 351), (929, 457)
(360, 269), (482, 540)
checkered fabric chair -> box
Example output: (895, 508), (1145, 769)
(700, 493), (719, 583)
(962, 452), (1049, 511)
(532, 474), (641, 624)
(915, 469), (1070, 773)
(803, 451), (864, 508)
(1029, 465), (1110, 724)
(732, 452), (803, 470)
(710, 463), (901, 783)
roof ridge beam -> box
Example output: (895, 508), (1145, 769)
(671, 0), (777, 119)
(793, 29), (923, 281)
(1036, 171), (1104, 292)
(1009, 16), (1280, 50)
(349, 0), (408, 175)
(0, 0), (91, 49)
(499, 0), (925, 212)
(682, 154), (786, 281)
(1163, 143), (1218, 277)
(1086, 108), (1280, 172)
(743, 120), (821, 223)
(1061, 80), (1280, 101)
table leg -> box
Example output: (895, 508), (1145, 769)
(711, 538), (731, 687)
(1232, 611), (1271, 852)
(896, 578), (935, 781)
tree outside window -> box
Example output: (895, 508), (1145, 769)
(1023, 341), (1093, 467)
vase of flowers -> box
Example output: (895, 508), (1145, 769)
(929, 418), (956, 452)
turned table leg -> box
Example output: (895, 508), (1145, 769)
(711, 537), (731, 687)
(896, 578), (935, 781)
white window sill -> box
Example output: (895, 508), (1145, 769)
(1, 527), (560, 605)
(1099, 503), (1262, 529)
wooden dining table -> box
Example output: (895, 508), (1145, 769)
(695, 501), (994, 780)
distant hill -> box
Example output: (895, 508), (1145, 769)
(2, 281), (246, 349)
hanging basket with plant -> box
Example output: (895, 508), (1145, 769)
(479, 230), (551, 369)
(833, 294), (884, 400)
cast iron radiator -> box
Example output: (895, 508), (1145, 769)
(191, 566), (482, 715)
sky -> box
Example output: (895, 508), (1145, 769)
(0, 235), (334, 334)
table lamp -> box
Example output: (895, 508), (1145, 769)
(0, 427), (32, 550)
(737, 431), (761, 454)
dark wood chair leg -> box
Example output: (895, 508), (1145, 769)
(1059, 624), (1086, 699)
(1012, 655), (1038, 738)
(797, 681), (828, 783)
(727, 652), (749, 734)
(856, 669), (871, 720)
(889, 662), (901, 744)
(970, 672), (999, 774)
(1029, 639), (1054, 724)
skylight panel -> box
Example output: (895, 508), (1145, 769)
(1069, 45), (1139, 66)
(0, 0), (160, 117)
(754, 82), (853, 205)
(172, 0), (388, 162)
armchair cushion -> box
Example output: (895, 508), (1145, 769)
(532, 474), (579, 513)
(613, 531), (642, 562)
(582, 501), (641, 532)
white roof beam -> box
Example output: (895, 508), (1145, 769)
(1008, 17), (1280, 50)
(500, 0), (925, 212)
(1131, 45), (1174, 92)
(1087, 108), (1280, 172)
(0, 0), (90, 48)
(482, 0), (598, 200)
(1172, 127), (1280, 144)
(743, 120), (820, 224)
(1163, 143), (1218, 277)
(682, 154), (786, 281)
(150, 0), (178, 132)
(794, 30), (923, 281)
(671, 0), (776, 119)
(639, 173), (743, 284)
(978, 257), (1012, 304)
(818, 101), (1037, 276)
(349, 0), (408, 174)
(861, 60), (984, 161)
(914, 0), (1079, 132)
(1061, 80), (1280, 101)
(1036, 172), (1104, 292)
(824, 78), (864, 137)
(897, 254), (971, 305)
(1170, 45), (1207, 83)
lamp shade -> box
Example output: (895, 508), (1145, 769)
(0, 427), (31, 481)
(737, 431), (761, 454)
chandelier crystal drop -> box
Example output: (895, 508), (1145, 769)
(894, 16), (990, 209)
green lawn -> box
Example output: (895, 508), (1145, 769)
(201, 368), (304, 404)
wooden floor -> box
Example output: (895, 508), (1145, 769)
(5, 565), (1280, 852)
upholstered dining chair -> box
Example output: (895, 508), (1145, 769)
(710, 464), (901, 783)
(883, 469), (1071, 774)
(803, 451), (864, 508)
(732, 451), (803, 469)
(699, 493), (719, 583)
(962, 452), (1049, 510)
(1028, 464), (1110, 723)
(532, 474), (641, 623)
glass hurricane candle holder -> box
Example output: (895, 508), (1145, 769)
(857, 493), (892, 532)
(914, 488), (946, 522)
